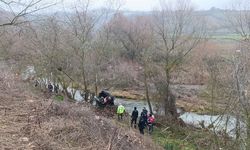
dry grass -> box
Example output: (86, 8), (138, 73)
(112, 90), (145, 100)
(0, 65), (162, 150)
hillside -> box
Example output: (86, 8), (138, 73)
(124, 8), (232, 35)
(0, 63), (162, 150)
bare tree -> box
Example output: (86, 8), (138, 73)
(63, 0), (98, 99)
(153, 0), (206, 118)
(227, 0), (250, 41)
(109, 14), (155, 113)
(226, 0), (250, 148)
(20, 14), (77, 99)
(0, 0), (55, 27)
(89, 1), (123, 96)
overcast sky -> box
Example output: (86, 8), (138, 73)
(49, 0), (242, 12)
(120, 0), (230, 11)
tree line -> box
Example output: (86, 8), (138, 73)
(1, 0), (250, 149)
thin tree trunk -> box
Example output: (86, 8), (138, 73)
(165, 68), (170, 116)
(81, 51), (88, 101)
(165, 78), (170, 116)
(143, 67), (153, 114)
(164, 69), (177, 119)
(246, 117), (250, 150)
(95, 73), (98, 96)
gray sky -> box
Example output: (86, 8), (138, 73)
(121, 0), (229, 11)
(51, 0), (238, 12)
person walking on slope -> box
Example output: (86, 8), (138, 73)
(138, 113), (147, 134)
(117, 104), (125, 121)
(147, 114), (155, 134)
(48, 82), (53, 93)
(141, 107), (148, 124)
(131, 107), (139, 128)
(54, 84), (59, 94)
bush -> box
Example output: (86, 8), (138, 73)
(152, 128), (196, 150)
(54, 95), (64, 101)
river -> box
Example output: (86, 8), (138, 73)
(51, 85), (246, 139)
(22, 66), (245, 138)
(34, 80), (245, 139)
(114, 98), (245, 138)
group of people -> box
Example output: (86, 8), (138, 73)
(47, 82), (59, 93)
(117, 104), (155, 135)
(132, 107), (155, 134)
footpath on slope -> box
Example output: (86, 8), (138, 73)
(0, 66), (162, 150)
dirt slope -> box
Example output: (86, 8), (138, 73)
(0, 67), (162, 150)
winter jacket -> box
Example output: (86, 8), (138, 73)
(131, 110), (138, 119)
(117, 105), (125, 114)
(138, 116), (147, 129)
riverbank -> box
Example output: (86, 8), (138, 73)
(111, 88), (211, 114)
(112, 89), (145, 100)
(115, 94), (239, 149)
(0, 68), (162, 150)
(1, 67), (237, 149)
(3, 59), (233, 149)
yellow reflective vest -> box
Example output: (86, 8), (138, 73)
(117, 105), (125, 114)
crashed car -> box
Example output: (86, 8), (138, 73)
(94, 90), (115, 107)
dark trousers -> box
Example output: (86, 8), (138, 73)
(139, 127), (144, 134)
(131, 118), (137, 128)
(118, 113), (123, 120)
(148, 123), (153, 134)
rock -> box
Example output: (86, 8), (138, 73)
(29, 116), (35, 122)
(28, 142), (36, 148)
(27, 99), (34, 103)
(20, 137), (29, 142)
(95, 115), (100, 120)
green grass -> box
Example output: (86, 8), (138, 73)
(210, 34), (242, 40)
(54, 95), (64, 101)
(152, 128), (196, 150)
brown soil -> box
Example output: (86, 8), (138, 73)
(0, 68), (162, 150)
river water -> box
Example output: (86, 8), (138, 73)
(53, 86), (246, 138)
(114, 98), (245, 138)
(33, 79), (245, 139)
(22, 66), (245, 138)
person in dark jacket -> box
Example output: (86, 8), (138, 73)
(131, 107), (139, 128)
(48, 82), (53, 92)
(141, 107), (148, 124)
(34, 80), (39, 87)
(54, 84), (59, 94)
(138, 114), (147, 134)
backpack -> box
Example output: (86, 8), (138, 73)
(148, 116), (155, 124)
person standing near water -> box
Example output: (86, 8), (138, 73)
(117, 103), (125, 121)
(141, 107), (148, 124)
(131, 107), (138, 128)
(54, 84), (59, 94)
(147, 113), (155, 134)
(48, 82), (53, 92)
(138, 113), (147, 134)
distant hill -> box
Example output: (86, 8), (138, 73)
(0, 8), (241, 36)
(121, 8), (233, 36)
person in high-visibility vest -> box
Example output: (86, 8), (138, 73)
(117, 104), (125, 120)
